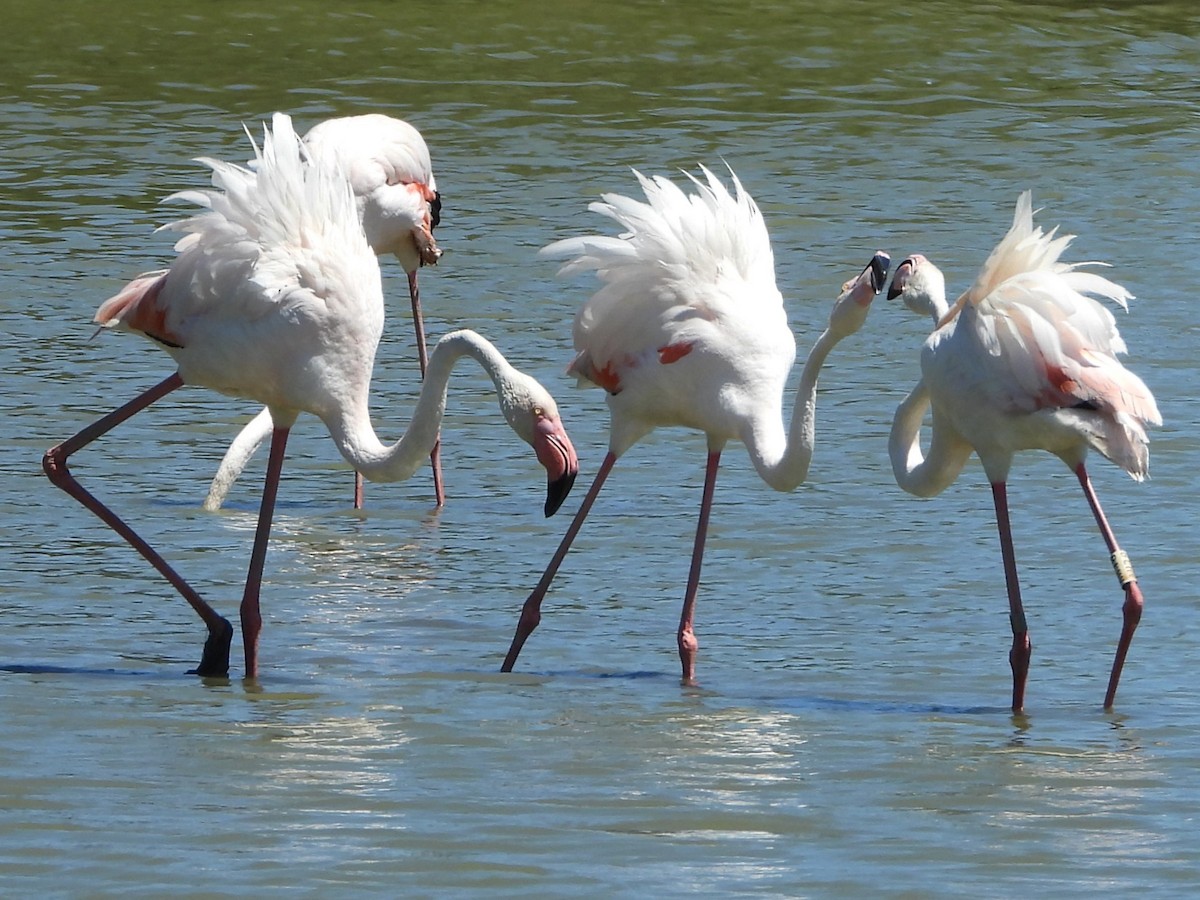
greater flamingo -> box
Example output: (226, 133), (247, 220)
(43, 113), (579, 679)
(886, 191), (1160, 712)
(202, 113), (446, 512)
(499, 166), (889, 680)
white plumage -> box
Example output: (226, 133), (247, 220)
(888, 190), (1159, 712)
(201, 112), (445, 511)
(47, 113), (578, 679)
(546, 168), (794, 455)
(503, 165), (890, 679)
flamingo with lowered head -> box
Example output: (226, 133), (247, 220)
(500, 165), (889, 681)
(43, 113), (579, 679)
(202, 113), (446, 512)
(887, 191), (1160, 712)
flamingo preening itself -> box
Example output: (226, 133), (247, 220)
(43, 114), (578, 679)
(500, 166), (889, 681)
(887, 191), (1160, 712)
(202, 113), (446, 512)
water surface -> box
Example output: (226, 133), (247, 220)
(2, 1), (1199, 895)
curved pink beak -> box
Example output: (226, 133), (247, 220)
(534, 414), (579, 517)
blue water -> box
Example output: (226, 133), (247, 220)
(2, 1), (1199, 895)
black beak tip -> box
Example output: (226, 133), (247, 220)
(887, 256), (914, 301)
(544, 470), (578, 517)
(869, 252), (891, 293)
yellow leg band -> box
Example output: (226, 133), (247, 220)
(1111, 549), (1136, 587)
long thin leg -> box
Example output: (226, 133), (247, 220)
(1075, 463), (1143, 710)
(501, 451), (617, 672)
(240, 426), (290, 679)
(410, 270), (445, 509)
(42, 372), (233, 676)
(678, 451), (721, 683)
(991, 481), (1032, 713)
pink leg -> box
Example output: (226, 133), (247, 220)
(501, 450), (617, 672)
(409, 270), (445, 509)
(1075, 463), (1143, 710)
(41, 372), (233, 676)
(991, 481), (1032, 713)
(240, 426), (290, 679)
(678, 451), (721, 683)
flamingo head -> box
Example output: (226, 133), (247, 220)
(499, 375), (580, 517)
(301, 115), (444, 274)
(887, 254), (948, 323)
(360, 180), (443, 273)
(828, 251), (890, 338)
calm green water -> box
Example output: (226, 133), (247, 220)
(2, 1), (1199, 895)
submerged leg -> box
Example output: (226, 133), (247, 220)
(501, 451), (617, 672)
(409, 270), (445, 509)
(240, 426), (290, 679)
(678, 451), (721, 683)
(991, 481), (1031, 713)
(1075, 463), (1143, 710)
(42, 372), (233, 676)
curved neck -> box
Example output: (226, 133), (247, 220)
(925, 293), (952, 324)
(743, 327), (842, 492)
(323, 330), (513, 483)
(888, 379), (972, 497)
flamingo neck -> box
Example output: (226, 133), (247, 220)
(743, 327), (842, 492)
(323, 330), (513, 483)
(933, 291), (962, 329)
(887, 379), (972, 497)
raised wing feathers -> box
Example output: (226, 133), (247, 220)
(542, 166), (780, 386)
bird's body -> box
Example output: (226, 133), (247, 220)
(304, 113), (441, 273)
(201, 112), (445, 511)
(888, 191), (1159, 711)
(570, 262), (797, 457)
(921, 300), (1153, 477)
(502, 166), (889, 679)
(45, 113), (578, 678)
(98, 130), (384, 421)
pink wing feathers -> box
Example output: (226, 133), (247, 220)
(93, 270), (179, 346)
(952, 193), (1161, 478)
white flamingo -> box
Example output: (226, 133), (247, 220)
(202, 113), (446, 512)
(500, 166), (889, 681)
(887, 191), (1160, 712)
(43, 113), (579, 679)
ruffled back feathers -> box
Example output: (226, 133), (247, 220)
(957, 192), (1161, 478)
(541, 166), (781, 388)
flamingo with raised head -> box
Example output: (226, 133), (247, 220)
(202, 113), (446, 512)
(499, 166), (889, 680)
(886, 191), (1160, 712)
(43, 113), (579, 679)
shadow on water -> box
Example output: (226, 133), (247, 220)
(1, 662), (188, 680)
(547, 669), (670, 681)
(768, 692), (1005, 717)
(450, 667), (676, 686)
(0, 662), (1137, 729)
(487, 663), (1009, 714)
(0, 663), (308, 691)
(475, 666), (1008, 715)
